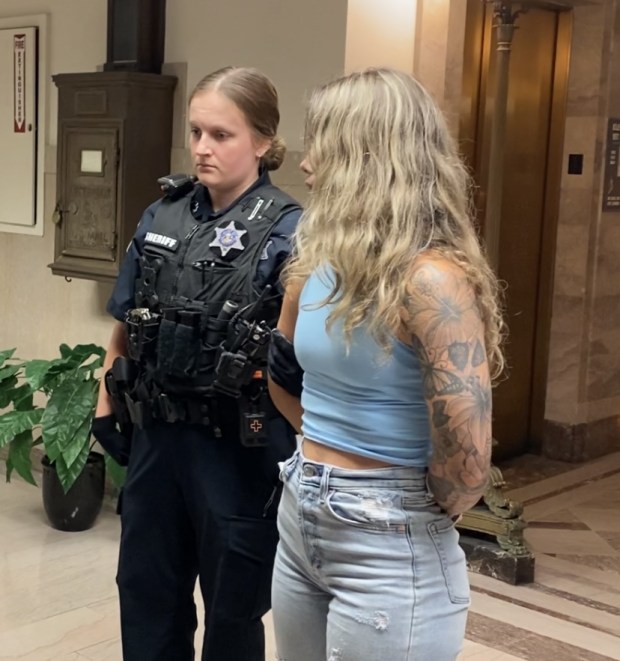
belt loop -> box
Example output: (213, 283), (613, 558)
(319, 465), (331, 504)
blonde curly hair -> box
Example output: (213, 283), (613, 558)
(284, 68), (505, 380)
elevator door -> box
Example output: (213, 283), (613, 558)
(464, 5), (569, 459)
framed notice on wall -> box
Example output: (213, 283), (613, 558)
(603, 118), (620, 211)
(0, 26), (37, 227)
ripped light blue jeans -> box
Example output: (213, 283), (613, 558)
(271, 450), (469, 661)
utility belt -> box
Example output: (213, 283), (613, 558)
(105, 356), (272, 447)
(125, 383), (214, 430)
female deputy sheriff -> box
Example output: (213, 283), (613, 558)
(93, 66), (301, 661)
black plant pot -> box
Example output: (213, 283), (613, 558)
(41, 452), (105, 531)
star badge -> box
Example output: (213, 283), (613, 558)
(209, 221), (248, 257)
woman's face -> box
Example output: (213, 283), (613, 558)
(299, 156), (315, 190)
(189, 89), (269, 203)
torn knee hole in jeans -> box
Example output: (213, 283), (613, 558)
(328, 649), (343, 661)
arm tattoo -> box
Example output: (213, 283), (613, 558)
(472, 339), (486, 367)
(409, 260), (493, 513)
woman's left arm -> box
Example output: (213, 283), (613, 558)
(407, 255), (493, 516)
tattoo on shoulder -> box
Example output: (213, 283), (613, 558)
(409, 262), (481, 350)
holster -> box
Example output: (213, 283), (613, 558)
(104, 357), (138, 426)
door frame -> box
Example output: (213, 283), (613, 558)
(459, 1), (573, 453)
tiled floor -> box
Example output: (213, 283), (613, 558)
(1, 452), (619, 660)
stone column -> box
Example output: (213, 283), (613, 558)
(413, 0), (468, 135)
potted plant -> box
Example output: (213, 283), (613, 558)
(0, 343), (125, 531)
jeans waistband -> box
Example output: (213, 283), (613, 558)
(287, 448), (428, 491)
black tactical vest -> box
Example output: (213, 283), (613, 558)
(130, 183), (300, 395)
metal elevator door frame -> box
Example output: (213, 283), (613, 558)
(460, 1), (572, 459)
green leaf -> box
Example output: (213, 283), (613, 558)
(62, 412), (93, 470)
(54, 442), (90, 493)
(0, 409), (44, 447)
(6, 430), (37, 485)
(0, 376), (19, 408)
(60, 344), (106, 370)
(24, 359), (65, 391)
(0, 364), (22, 384)
(0, 374), (33, 411)
(12, 384), (34, 410)
(41, 377), (97, 462)
(0, 349), (16, 368)
(105, 454), (126, 490)
(25, 346), (105, 392)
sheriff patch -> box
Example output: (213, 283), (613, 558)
(145, 232), (179, 251)
(209, 220), (249, 259)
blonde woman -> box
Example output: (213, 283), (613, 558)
(268, 68), (504, 660)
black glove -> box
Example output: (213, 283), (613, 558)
(268, 329), (304, 398)
(92, 414), (133, 467)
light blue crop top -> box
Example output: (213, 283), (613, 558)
(295, 268), (432, 467)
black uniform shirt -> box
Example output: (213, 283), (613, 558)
(107, 172), (301, 321)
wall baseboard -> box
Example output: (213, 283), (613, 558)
(542, 414), (620, 462)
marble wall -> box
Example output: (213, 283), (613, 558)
(544, 0), (620, 459)
(414, 0), (468, 135)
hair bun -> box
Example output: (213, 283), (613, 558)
(262, 135), (286, 171)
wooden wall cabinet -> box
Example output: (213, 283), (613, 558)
(49, 71), (177, 283)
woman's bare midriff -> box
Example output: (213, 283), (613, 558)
(302, 438), (397, 469)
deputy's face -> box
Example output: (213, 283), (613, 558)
(299, 157), (315, 190)
(189, 89), (268, 201)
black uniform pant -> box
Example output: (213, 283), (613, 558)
(116, 415), (295, 660)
